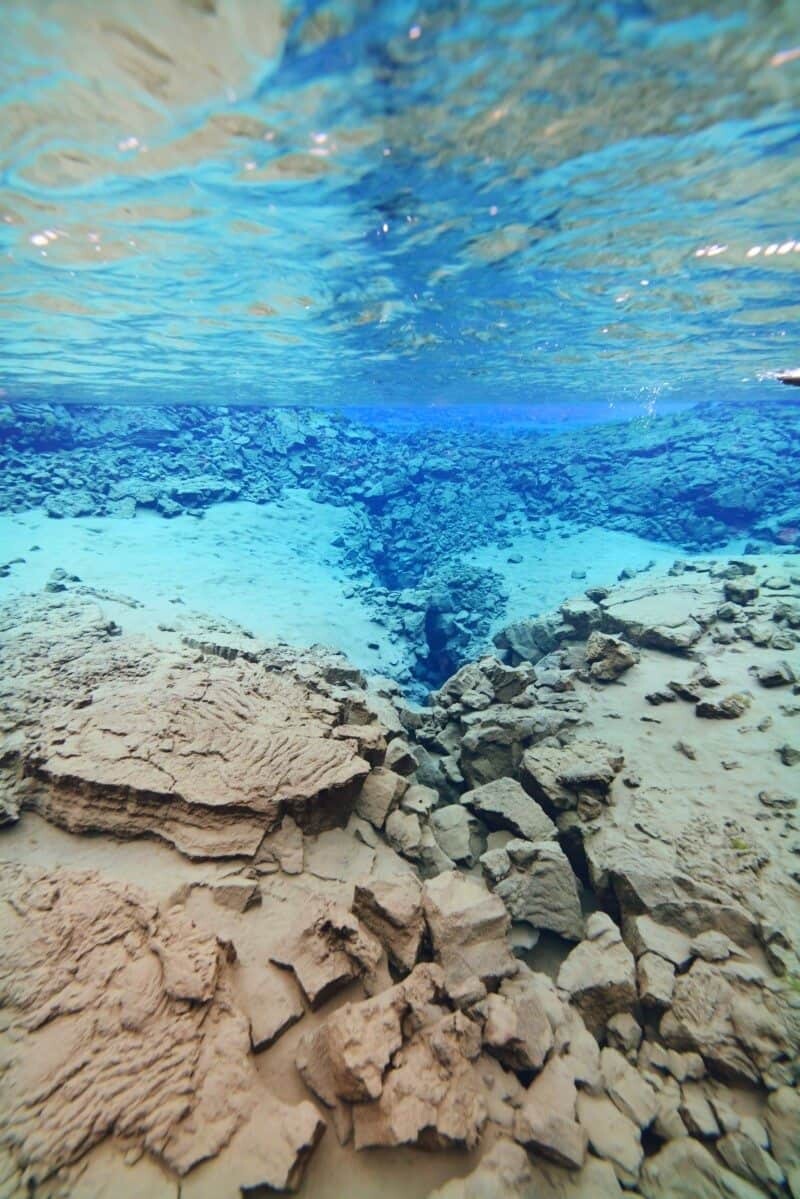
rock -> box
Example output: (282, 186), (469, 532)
(585, 631), (639, 681)
(640, 1138), (768, 1199)
(482, 967), (555, 1072)
(383, 736), (420, 775)
(255, 815), (305, 875)
(606, 1012), (643, 1056)
(355, 767), (409, 828)
(352, 877), (425, 974)
(489, 840), (584, 941)
(779, 743), (800, 766)
(0, 864), (324, 1191)
(352, 1009), (487, 1151)
(717, 1131), (786, 1194)
(557, 914), (637, 1035)
(611, 867), (758, 948)
(575, 1092), (642, 1186)
(385, 808), (424, 859)
(601, 1047), (658, 1129)
(696, 693), (751, 719)
(240, 967), (305, 1053)
(561, 596), (601, 638)
(1, 595), (371, 858)
(724, 578), (760, 605)
(690, 930), (740, 962)
(602, 587), (705, 652)
(521, 740), (624, 812)
(431, 804), (483, 866)
(460, 777), (557, 841)
(427, 1138), (532, 1198)
(759, 790), (797, 810)
(766, 1086), (800, 1197)
(208, 878), (261, 913)
(638, 952), (676, 1009)
(513, 1055), (588, 1170)
(402, 782), (439, 816)
(680, 1082), (721, 1139)
(756, 660), (796, 688)
(624, 915), (692, 968)
(270, 900), (388, 1009)
(660, 960), (795, 1085)
(423, 871), (517, 1006)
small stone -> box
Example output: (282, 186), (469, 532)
(724, 579), (760, 605)
(586, 632), (639, 682)
(606, 1012), (642, 1056)
(355, 767), (409, 828)
(756, 661), (796, 688)
(696, 692), (751, 719)
(513, 1056), (588, 1170)
(601, 1047), (658, 1129)
(680, 1082), (721, 1139)
(637, 952), (676, 1010)
(779, 744), (800, 766)
(576, 1092), (643, 1186)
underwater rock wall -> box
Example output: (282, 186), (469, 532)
(2, 398), (800, 688)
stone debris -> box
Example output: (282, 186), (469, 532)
(270, 900), (389, 1008)
(352, 877), (426, 973)
(0, 865), (324, 1193)
(460, 776), (557, 841)
(557, 913), (637, 1034)
(2, 554), (800, 1197)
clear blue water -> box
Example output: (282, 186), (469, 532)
(1, 0), (799, 407)
(1, 1), (799, 692)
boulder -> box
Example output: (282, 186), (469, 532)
(481, 968), (555, 1072)
(431, 804), (483, 867)
(660, 960), (795, 1085)
(640, 1137), (767, 1199)
(513, 1055), (588, 1170)
(460, 777), (557, 841)
(717, 1132), (786, 1194)
(486, 840), (584, 941)
(766, 1086), (800, 1197)
(355, 767), (409, 828)
(585, 632), (639, 682)
(427, 1139), (532, 1199)
(638, 952), (676, 1009)
(696, 693), (751, 720)
(600, 1047), (658, 1129)
(575, 1092), (643, 1186)
(521, 740), (624, 812)
(557, 914), (637, 1034)
(270, 900), (388, 1009)
(423, 871), (517, 1006)
(352, 877), (425, 974)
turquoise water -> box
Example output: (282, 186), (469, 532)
(1, 1), (799, 689)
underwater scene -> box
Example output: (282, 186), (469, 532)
(1, 2), (800, 1198)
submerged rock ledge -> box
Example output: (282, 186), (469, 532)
(1, 554), (799, 1198)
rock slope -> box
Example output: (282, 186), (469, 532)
(1, 553), (799, 1197)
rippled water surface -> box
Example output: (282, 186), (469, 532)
(1, 0), (799, 406)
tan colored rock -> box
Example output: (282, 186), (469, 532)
(717, 1131), (786, 1193)
(660, 960), (795, 1085)
(640, 1137), (767, 1199)
(489, 840), (584, 942)
(355, 766), (408, 828)
(270, 900), (388, 1009)
(482, 968), (555, 1072)
(0, 864), (324, 1192)
(423, 871), (517, 1006)
(426, 1138), (532, 1199)
(0, 595), (370, 858)
(585, 632), (639, 681)
(557, 914), (636, 1035)
(766, 1087), (800, 1197)
(460, 777), (557, 841)
(521, 740), (624, 811)
(680, 1082), (721, 1139)
(431, 804), (483, 866)
(352, 877), (425, 973)
(624, 914), (692, 967)
(600, 1048), (658, 1129)
(638, 951), (676, 1009)
(513, 1055), (588, 1170)
(352, 1010), (487, 1151)
(576, 1092), (643, 1186)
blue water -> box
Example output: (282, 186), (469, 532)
(1, 0), (799, 408)
(1, 1), (799, 690)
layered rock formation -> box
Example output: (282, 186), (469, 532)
(1, 552), (799, 1197)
